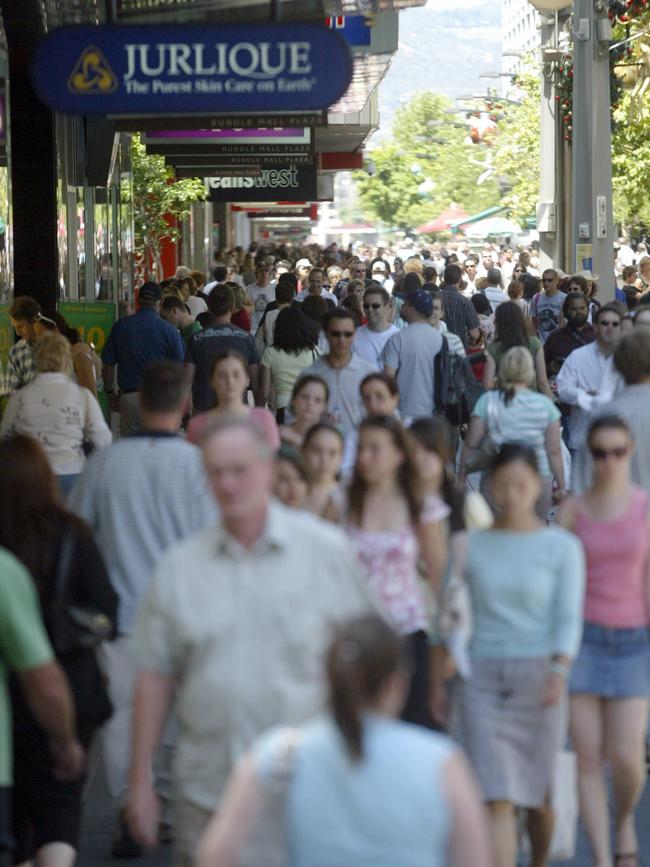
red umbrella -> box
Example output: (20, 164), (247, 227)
(417, 205), (469, 234)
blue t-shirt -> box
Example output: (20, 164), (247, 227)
(255, 715), (454, 867)
(102, 308), (185, 390)
(184, 323), (260, 413)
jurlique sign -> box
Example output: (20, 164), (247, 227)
(31, 24), (353, 116)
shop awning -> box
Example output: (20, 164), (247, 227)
(450, 204), (507, 229)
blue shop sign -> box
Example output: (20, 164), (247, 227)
(31, 24), (353, 115)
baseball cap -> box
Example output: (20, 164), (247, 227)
(406, 289), (433, 318)
(139, 281), (162, 302)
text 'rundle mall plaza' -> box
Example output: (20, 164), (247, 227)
(0, 0), (424, 328)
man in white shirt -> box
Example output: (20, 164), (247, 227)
(295, 267), (337, 305)
(484, 268), (509, 312)
(126, 418), (374, 866)
(352, 286), (398, 367)
(245, 263), (276, 330)
(462, 258), (478, 298)
(556, 303), (624, 469)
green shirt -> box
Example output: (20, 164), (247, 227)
(0, 548), (53, 785)
(181, 321), (202, 346)
(488, 337), (542, 390)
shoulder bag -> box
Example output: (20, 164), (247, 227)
(49, 528), (113, 656)
(464, 392), (503, 474)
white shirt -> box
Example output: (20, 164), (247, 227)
(438, 321), (466, 357)
(353, 324), (398, 367)
(245, 281), (276, 330)
(484, 286), (509, 312)
(556, 342), (623, 448)
(0, 372), (112, 474)
(133, 502), (376, 809)
(186, 295), (208, 318)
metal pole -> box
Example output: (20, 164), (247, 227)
(571, 0), (615, 298)
(537, 12), (560, 271)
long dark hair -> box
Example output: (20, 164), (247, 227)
(347, 416), (422, 527)
(272, 306), (316, 354)
(0, 436), (85, 588)
(327, 615), (405, 761)
(494, 301), (528, 351)
(409, 416), (466, 532)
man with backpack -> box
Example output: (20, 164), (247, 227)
(381, 290), (444, 422)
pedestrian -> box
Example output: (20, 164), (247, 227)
(342, 416), (449, 727)
(295, 267), (337, 305)
(126, 418), (377, 865)
(582, 330), (650, 495)
(7, 295), (41, 392)
(195, 615), (492, 867)
(430, 291), (465, 356)
(0, 544), (86, 867)
(0, 435), (117, 867)
(303, 421), (345, 520)
(229, 282), (253, 332)
(278, 375), (329, 448)
(559, 416), (650, 867)
(460, 346), (566, 518)
(556, 303), (623, 469)
(381, 290), (444, 422)
(102, 281), (185, 436)
(439, 264), (481, 348)
(273, 444), (311, 511)
(33, 311), (102, 397)
(450, 443), (585, 867)
(254, 276), (297, 352)
(484, 268), (509, 312)
(68, 360), (219, 858)
(483, 301), (553, 398)
(245, 263), (276, 330)
(258, 307), (319, 423)
(160, 296), (202, 347)
(0, 332), (112, 496)
(544, 291), (596, 382)
(185, 284), (260, 414)
(299, 309), (377, 437)
(530, 269), (567, 344)
(187, 350), (279, 449)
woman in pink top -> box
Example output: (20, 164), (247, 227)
(559, 415), (650, 867)
(186, 350), (279, 450)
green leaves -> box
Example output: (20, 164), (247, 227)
(130, 134), (206, 277)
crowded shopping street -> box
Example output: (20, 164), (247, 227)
(2, 2), (650, 867)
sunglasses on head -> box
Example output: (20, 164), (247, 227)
(590, 446), (628, 460)
(363, 303), (383, 311)
(328, 329), (354, 338)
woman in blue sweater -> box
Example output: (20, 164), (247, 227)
(196, 616), (491, 867)
(454, 443), (585, 867)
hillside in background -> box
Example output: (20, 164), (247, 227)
(371, 0), (503, 144)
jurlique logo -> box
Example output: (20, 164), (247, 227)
(123, 42), (313, 81)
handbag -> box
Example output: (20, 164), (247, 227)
(49, 528), (113, 656)
(464, 392), (503, 474)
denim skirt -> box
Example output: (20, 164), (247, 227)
(569, 622), (650, 698)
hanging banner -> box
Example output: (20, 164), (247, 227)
(31, 24), (353, 116)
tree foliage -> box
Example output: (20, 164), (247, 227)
(129, 134), (206, 279)
(355, 91), (500, 231)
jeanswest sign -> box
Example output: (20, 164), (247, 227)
(206, 164), (317, 202)
(31, 24), (353, 115)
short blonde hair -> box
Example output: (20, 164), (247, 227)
(498, 345), (535, 387)
(33, 331), (72, 373)
(403, 257), (424, 275)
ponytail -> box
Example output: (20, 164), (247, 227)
(326, 616), (404, 762)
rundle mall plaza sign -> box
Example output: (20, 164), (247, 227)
(30, 24), (353, 117)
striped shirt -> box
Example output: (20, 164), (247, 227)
(440, 286), (479, 347)
(68, 433), (219, 632)
(6, 339), (35, 393)
(472, 388), (560, 477)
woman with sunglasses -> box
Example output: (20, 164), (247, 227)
(559, 416), (650, 867)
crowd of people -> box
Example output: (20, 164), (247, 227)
(0, 236), (649, 867)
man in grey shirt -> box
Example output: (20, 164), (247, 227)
(299, 308), (377, 435)
(68, 361), (218, 857)
(126, 418), (375, 866)
(381, 289), (444, 421)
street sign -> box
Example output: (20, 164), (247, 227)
(143, 126), (314, 165)
(205, 164), (317, 202)
(57, 301), (116, 353)
(31, 24), (353, 116)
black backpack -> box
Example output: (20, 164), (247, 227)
(434, 336), (485, 427)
